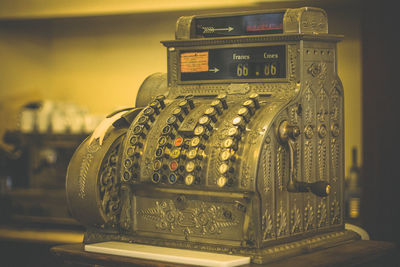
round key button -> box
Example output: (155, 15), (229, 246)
(124, 159), (132, 168)
(218, 163), (229, 175)
(133, 125), (144, 135)
(243, 99), (255, 115)
(238, 107), (250, 122)
(178, 99), (189, 114)
(150, 101), (160, 114)
(211, 99), (223, 115)
(187, 148), (198, 160)
(204, 107), (217, 122)
(162, 125), (171, 135)
(130, 135), (140, 146)
(155, 147), (165, 158)
(158, 136), (168, 146)
(223, 138), (235, 149)
(190, 137), (201, 147)
(223, 138), (233, 148)
(172, 107), (184, 122)
(195, 126), (208, 139)
(199, 115), (212, 130)
(138, 116), (150, 129)
(126, 147), (134, 157)
(162, 125), (175, 139)
(185, 174), (195, 186)
(143, 107), (154, 115)
(167, 115), (178, 129)
(123, 171), (131, 182)
(227, 127), (240, 139)
(153, 160), (162, 171)
(152, 172), (161, 183)
(170, 148), (181, 159)
(199, 115), (210, 125)
(233, 116), (246, 132)
(194, 125), (205, 136)
(217, 176), (227, 187)
(174, 136), (184, 147)
(220, 149), (232, 161)
(143, 107), (155, 121)
(168, 173), (178, 184)
(249, 93), (260, 109)
(169, 160), (179, 171)
(216, 94), (228, 109)
(185, 161), (195, 173)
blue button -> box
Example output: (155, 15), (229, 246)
(152, 172), (161, 183)
(168, 173), (177, 184)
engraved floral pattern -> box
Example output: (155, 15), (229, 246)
(138, 200), (239, 236)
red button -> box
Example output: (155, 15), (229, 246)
(169, 160), (179, 171)
(174, 136), (184, 147)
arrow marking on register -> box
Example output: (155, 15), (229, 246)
(209, 67), (220, 73)
(202, 26), (234, 34)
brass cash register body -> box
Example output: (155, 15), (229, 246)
(66, 7), (359, 263)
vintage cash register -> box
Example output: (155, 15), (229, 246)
(66, 7), (360, 264)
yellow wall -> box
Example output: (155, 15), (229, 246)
(48, 13), (176, 113)
(0, 4), (362, 174)
(0, 20), (50, 140)
(329, 7), (363, 169)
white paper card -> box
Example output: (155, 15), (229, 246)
(85, 241), (250, 267)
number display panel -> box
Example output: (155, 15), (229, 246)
(195, 12), (284, 37)
(180, 45), (286, 82)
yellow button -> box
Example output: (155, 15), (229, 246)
(187, 148), (198, 159)
(194, 125), (205, 136)
(217, 176), (227, 187)
(185, 161), (195, 173)
(218, 163), (229, 174)
(185, 174), (195, 186)
(220, 149), (232, 161)
(199, 115), (209, 125)
(190, 137), (201, 147)
(227, 127), (239, 138)
(223, 138), (234, 148)
(238, 107), (248, 116)
(170, 148), (181, 159)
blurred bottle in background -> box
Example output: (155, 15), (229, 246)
(345, 147), (361, 223)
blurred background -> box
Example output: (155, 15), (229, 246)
(0, 0), (398, 266)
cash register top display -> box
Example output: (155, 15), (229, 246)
(196, 12), (284, 37)
(180, 12), (288, 82)
(179, 44), (286, 82)
(66, 7), (359, 264)
(175, 7), (328, 39)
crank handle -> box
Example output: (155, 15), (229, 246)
(278, 120), (331, 198)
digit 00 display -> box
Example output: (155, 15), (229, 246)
(180, 45), (286, 82)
